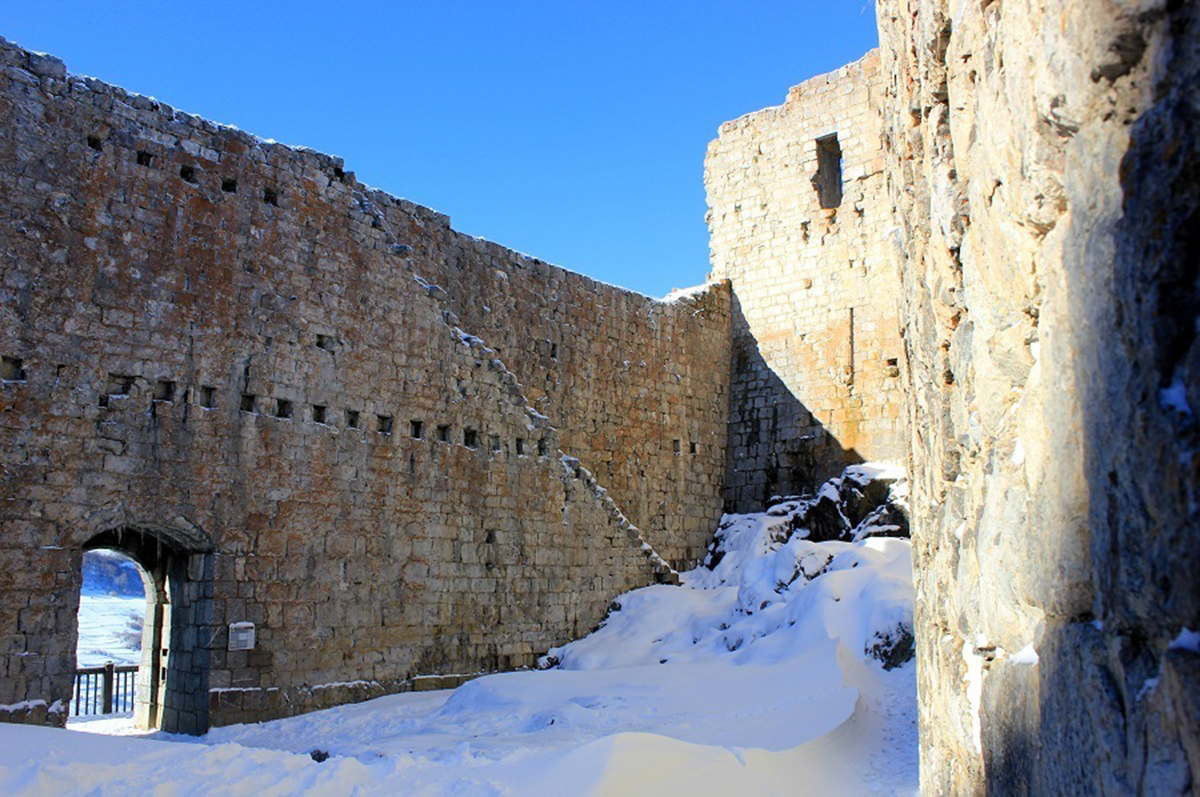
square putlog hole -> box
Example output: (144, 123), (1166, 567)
(136, 150), (154, 167)
(221, 178), (238, 193)
(240, 394), (256, 413)
(86, 135), (102, 151)
(1, 356), (26, 382)
(312, 404), (327, 424)
(377, 415), (393, 435)
(180, 165), (198, 183)
(274, 399), (293, 419)
(198, 386), (217, 409)
(153, 380), (175, 402)
(263, 187), (279, 206)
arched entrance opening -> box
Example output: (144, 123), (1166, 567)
(70, 548), (148, 731)
(75, 525), (214, 734)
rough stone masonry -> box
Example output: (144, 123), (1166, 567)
(1, 0), (1197, 793)
(0, 35), (730, 732)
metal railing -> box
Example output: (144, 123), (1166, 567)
(72, 662), (138, 716)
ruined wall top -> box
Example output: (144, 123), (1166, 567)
(706, 49), (906, 509)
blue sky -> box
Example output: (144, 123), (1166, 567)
(3, 2), (879, 297)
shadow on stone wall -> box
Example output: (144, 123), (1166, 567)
(723, 291), (862, 512)
(985, 6), (1200, 792)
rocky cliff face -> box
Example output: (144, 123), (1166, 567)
(875, 0), (1198, 792)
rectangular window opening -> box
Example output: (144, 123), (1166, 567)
(315, 334), (335, 351)
(274, 399), (293, 419)
(263, 187), (279, 206)
(136, 150), (153, 167)
(673, 439), (681, 455)
(346, 409), (360, 429)
(437, 424), (451, 443)
(463, 428), (478, 449)
(221, 178), (238, 193)
(153, 379), (175, 402)
(814, 134), (843, 209)
(240, 394), (256, 413)
(410, 419), (424, 439)
(312, 404), (327, 424)
(180, 164), (197, 183)
(550, 342), (558, 360)
(537, 437), (548, 457)
(199, 386), (217, 409)
(489, 434), (501, 453)
(690, 441), (698, 455)
(86, 135), (102, 152)
(515, 438), (526, 456)
(1, 356), (26, 382)
(377, 414), (393, 435)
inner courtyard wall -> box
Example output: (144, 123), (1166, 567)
(705, 52), (907, 510)
(0, 37), (729, 730)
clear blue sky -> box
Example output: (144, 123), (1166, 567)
(3, 2), (879, 297)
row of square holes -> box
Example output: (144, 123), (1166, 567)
(86, 135), (282, 205)
(97, 373), (553, 456)
(3, 356), (701, 455)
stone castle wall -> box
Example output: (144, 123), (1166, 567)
(705, 52), (907, 510)
(875, 0), (1198, 793)
(0, 37), (729, 730)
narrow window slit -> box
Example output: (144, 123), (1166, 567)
(515, 438), (526, 456)
(690, 441), (698, 454)
(814, 133), (843, 209)
(537, 437), (548, 457)
(673, 439), (682, 455)
(463, 428), (478, 449)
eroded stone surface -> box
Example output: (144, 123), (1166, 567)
(875, 0), (1198, 792)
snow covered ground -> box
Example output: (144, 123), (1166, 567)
(74, 594), (144, 668)
(2, 466), (917, 796)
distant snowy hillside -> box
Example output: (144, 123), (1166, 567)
(75, 551), (145, 668)
(3, 465), (916, 796)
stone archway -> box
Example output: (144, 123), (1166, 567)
(79, 525), (213, 734)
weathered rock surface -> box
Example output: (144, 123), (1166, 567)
(875, 0), (1199, 792)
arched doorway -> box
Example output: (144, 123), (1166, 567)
(76, 525), (213, 734)
(71, 548), (148, 730)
